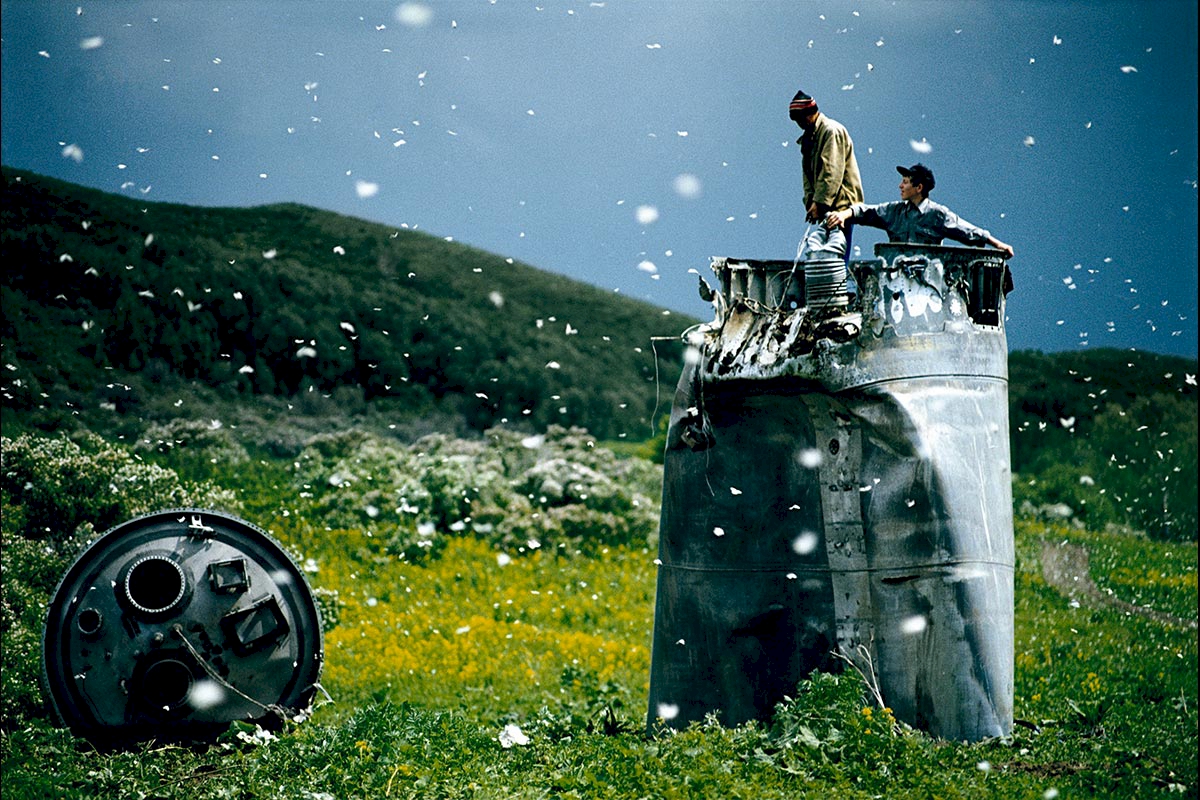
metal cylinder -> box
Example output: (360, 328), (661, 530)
(42, 508), (324, 747)
(649, 243), (1014, 742)
(803, 257), (850, 310)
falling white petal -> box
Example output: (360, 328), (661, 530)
(188, 680), (225, 710)
(910, 139), (933, 154)
(395, 2), (433, 27)
(635, 205), (659, 225)
(673, 173), (702, 199)
(792, 532), (819, 555)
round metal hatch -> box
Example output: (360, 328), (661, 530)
(42, 508), (323, 746)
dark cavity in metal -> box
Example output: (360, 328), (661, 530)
(648, 243), (1014, 742)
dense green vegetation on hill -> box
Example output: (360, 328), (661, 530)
(1, 167), (688, 443)
(1007, 348), (1196, 539)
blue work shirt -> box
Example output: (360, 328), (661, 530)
(847, 198), (993, 246)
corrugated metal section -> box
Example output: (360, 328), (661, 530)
(648, 243), (1014, 742)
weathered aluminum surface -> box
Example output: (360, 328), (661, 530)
(648, 243), (1013, 742)
(43, 508), (324, 747)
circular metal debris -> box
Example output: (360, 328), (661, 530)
(42, 508), (324, 746)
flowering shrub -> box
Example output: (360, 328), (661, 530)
(133, 418), (251, 465)
(290, 425), (661, 554)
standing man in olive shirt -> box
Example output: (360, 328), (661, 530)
(790, 88), (864, 262)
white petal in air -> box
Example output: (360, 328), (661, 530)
(188, 680), (225, 710)
(673, 173), (702, 199)
(395, 2), (434, 27)
(910, 139), (933, 154)
(635, 205), (659, 225)
(792, 531), (819, 555)
(79, 36), (104, 50)
(355, 180), (379, 198)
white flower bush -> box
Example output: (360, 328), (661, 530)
(292, 426), (661, 555)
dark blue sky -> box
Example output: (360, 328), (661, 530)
(2, 0), (1196, 358)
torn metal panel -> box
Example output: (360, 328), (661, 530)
(649, 243), (1014, 742)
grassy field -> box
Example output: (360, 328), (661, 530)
(1, 430), (1196, 799)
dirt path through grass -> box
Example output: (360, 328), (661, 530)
(1040, 539), (1198, 629)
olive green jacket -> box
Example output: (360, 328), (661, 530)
(798, 112), (864, 212)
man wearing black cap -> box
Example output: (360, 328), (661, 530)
(789, 89), (863, 260)
(825, 163), (1014, 258)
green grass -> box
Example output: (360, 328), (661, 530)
(1, 432), (1196, 799)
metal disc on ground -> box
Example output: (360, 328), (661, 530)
(42, 508), (323, 747)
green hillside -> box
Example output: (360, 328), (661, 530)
(1, 166), (690, 444)
(1008, 349), (1197, 540)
